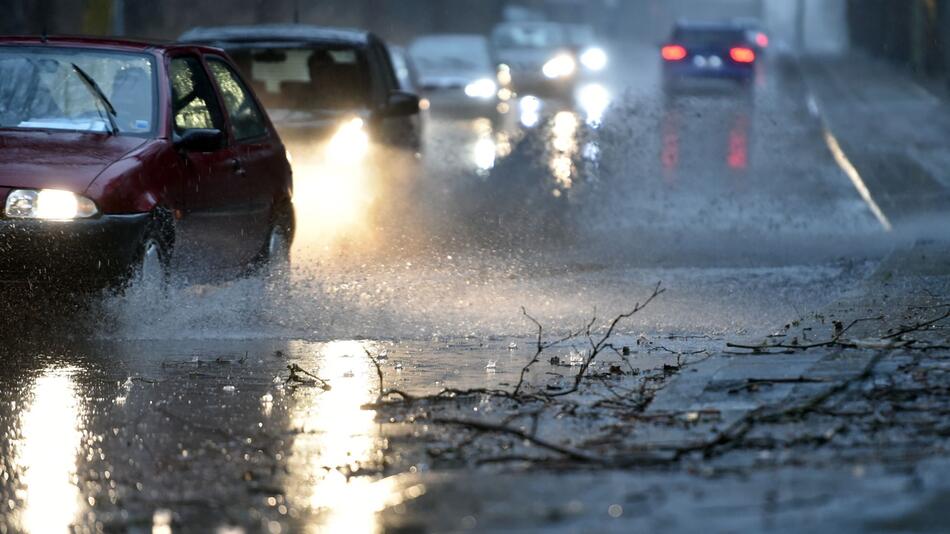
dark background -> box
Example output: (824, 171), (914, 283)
(2, 0), (950, 87)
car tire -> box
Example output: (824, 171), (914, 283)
(123, 214), (172, 296)
(253, 203), (295, 280)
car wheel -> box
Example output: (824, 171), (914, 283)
(125, 220), (171, 296)
(255, 203), (295, 279)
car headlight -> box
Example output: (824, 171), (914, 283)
(326, 118), (370, 163)
(5, 189), (99, 220)
(580, 47), (608, 71)
(542, 54), (577, 80)
(464, 78), (498, 100)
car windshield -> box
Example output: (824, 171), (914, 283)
(228, 45), (372, 113)
(0, 46), (156, 136)
(491, 23), (566, 50)
(409, 36), (492, 75)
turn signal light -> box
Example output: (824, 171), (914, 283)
(730, 47), (756, 63)
(661, 45), (687, 61)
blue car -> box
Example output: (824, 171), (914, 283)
(661, 21), (757, 90)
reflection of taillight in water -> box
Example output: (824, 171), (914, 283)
(729, 47), (756, 64)
(661, 110), (680, 178)
(727, 114), (750, 171)
(661, 45), (688, 62)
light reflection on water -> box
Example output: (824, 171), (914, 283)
(286, 340), (395, 533)
(13, 368), (83, 533)
(549, 111), (580, 190)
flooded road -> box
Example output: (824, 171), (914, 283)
(1, 46), (949, 533)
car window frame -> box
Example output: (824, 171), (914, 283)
(367, 38), (398, 110)
(165, 51), (228, 143)
(203, 53), (271, 144)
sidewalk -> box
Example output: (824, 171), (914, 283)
(798, 52), (950, 229)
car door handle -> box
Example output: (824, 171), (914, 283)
(231, 159), (246, 177)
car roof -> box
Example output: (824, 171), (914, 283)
(178, 24), (372, 48)
(674, 20), (746, 32)
(0, 35), (218, 54)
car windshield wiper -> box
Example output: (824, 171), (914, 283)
(71, 63), (120, 135)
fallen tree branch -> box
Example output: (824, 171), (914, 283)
(432, 417), (602, 464)
(286, 364), (332, 390)
(727, 316), (884, 352)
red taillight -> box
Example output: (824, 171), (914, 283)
(661, 45), (688, 61)
(755, 32), (769, 49)
(730, 47), (756, 63)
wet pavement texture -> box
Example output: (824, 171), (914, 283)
(1, 49), (950, 533)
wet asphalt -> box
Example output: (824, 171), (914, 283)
(1, 47), (949, 533)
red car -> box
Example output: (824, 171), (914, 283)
(0, 36), (294, 292)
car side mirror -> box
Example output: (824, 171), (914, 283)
(175, 129), (224, 152)
(383, 91), (420, 117)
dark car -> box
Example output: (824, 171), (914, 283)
(0, 36), (294, 292)
(178, 25), (422, 154)
(661, 21), (758, 90)
(409, 34), (502, 123)
(491, 21), (608, 104)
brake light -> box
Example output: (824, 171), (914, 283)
(755, 32), (769, 49)
(661, 45), (688, 61)
(730, 47), (756, 63)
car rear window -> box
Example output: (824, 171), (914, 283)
(673, 28), (748, 47)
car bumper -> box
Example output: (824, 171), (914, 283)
(664, 63), (754, 81)
(424, 92), (499, 121)
(510, 73), (577, 98)
(0, 214), (150, 288)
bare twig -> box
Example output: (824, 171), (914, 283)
(883, 308), (950, 340)
(727, 316), (884, 352)
(432, 417), (602, 464)
(286, 364), (332, 391)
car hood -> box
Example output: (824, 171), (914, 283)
(269, 109), (369, 144)
(419, 72), (494, 90)
(0, 130), (147, 193)
(495, 48), (560, 71)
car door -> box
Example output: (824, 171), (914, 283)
(204, 54), (278, 265)
(167, 54), (246, 277)
(368, 39), (420, 152)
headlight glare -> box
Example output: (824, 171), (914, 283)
(464, 78), (498, 99)
(580, 47), (608, 71)
(542, 54), (577, 79)
(326, 118), (370, 163)
(5, 189), (99, 220)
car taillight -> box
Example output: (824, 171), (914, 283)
(730, 47), (756, 63)
(755, 32), (769, 49)
(661, 45), (688, 61)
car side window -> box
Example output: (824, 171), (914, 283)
(206, 57), (268, 142)
(169, 56), (224, 135)
(367, 42), (396, 108)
